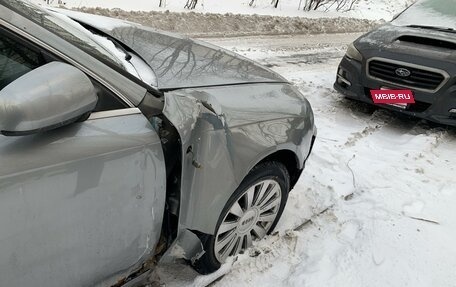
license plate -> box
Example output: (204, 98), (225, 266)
(382, 87), (409, 109)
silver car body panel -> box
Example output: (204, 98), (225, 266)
(0, 3), (168, 282)
(48, 9), (289, 90)
(163, 83), (315, 238)
(0, 112), (166, 286)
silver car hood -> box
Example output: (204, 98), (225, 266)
(54, 9), (288, 90)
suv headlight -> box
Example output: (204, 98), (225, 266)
(345, 43), (363, 62)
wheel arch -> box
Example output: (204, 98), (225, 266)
(254, 149), (302, 190)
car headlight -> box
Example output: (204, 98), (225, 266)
(345, 43), (363, 62)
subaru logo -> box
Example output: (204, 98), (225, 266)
(395, 68), (411, 77)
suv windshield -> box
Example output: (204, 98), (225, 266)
(392, 0), (456, 30)
(2, 0), (130, 73)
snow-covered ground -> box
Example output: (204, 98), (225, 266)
(32, 0), (414, 21)
(150, 33), (456, 287)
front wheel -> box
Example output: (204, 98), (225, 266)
(192, 161), (290, 274)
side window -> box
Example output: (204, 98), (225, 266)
(0, 29), (126, 111)
(92, 82), (127, 111)
(0, 32), (46, 90)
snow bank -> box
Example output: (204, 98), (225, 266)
(30, 0), (415, 37)
(32, 0), (415, 21)
(73, 7), (380, 37)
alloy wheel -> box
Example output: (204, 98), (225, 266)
(214, 179), (282, 262)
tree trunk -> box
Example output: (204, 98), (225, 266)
(184, 0), (191, 9)
(184, 0), (197, 9)
(273, 0), (279, 8)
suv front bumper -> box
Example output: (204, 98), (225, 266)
(334, 56), (456, 126)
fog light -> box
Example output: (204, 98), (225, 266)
(337, 75), (351, 88)
(450, 108), (456, 114)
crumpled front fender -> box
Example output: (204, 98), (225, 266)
(161, 83), (315, 261)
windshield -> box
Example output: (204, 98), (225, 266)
(392, 0), (456, 30)
(2, 0), (130, 73)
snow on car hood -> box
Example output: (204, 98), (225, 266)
(54, 9), (287, 90)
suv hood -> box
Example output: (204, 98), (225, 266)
(355, 24), (456, 62)
(54, 9), (287, 90)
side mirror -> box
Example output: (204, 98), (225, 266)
(0, 62), (97, 136)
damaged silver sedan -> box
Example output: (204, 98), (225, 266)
(0, 1), (316, 286)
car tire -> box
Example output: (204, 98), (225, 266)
(192, 161), (290, 274)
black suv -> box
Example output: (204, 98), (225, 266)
(334, 0), (456, 126)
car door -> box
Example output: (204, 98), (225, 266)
(0, 27), (166, 287)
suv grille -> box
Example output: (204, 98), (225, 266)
(368, 60), (445, 91)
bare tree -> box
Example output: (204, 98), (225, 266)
(302, 0), (326, 11)
(302, 0), (357, 12)
(334, 0), (358, 12)
(271, 0), (280, 8)
(158, 0), (165, 7)
(184, 0), (198, 9)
